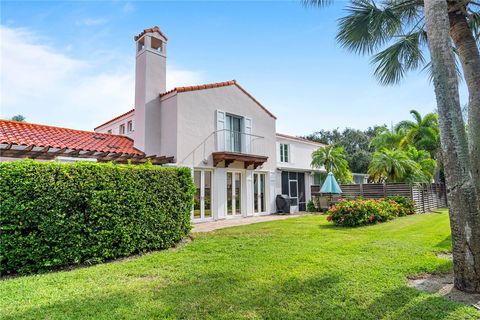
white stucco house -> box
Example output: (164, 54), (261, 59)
(0, 26), (326, 222)
(93, 27), (326, 221)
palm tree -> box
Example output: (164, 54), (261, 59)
(304, 0), (480, 191)
(311, 145), (353, 183)
(424, 0), (480, 293)
(404, 146), (436, 182)
(395, 110), (440, 156)
(369, 126), (404, 150)
(367, 148), (417, 182)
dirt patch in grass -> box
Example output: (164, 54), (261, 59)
(407, 272), (480, 310)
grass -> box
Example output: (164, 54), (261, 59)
(1, 209), (478, 319)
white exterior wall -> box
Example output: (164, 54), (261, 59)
(275, 135), (325, 212)
(95, 113), (135, 139)
(174, 85), (277, 218)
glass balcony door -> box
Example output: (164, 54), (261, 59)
(225, 114), (242, 153)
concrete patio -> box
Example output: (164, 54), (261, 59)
(192, 213), (309, 233)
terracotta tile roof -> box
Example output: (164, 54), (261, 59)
(276, 133), (326, 146)
(160, 80), (277, 119)
(134, 26), (168, 41)
(94, 108), (135, 131)
(0, 120), (143, 155)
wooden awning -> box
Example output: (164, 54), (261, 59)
(0, 144), (174, 165)
(212, 151), (268, 169)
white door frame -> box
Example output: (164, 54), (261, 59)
(253, 172), (268, 215)
(192, 169), (214, 222)
(226, 170), (243, 218)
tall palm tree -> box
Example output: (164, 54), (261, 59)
(367, 148), (418, 182)
(395, 109), (440, 156)
(304, 0), (480, 192)
(369, 126), (404, 150)
(424, 0), (480, 293)
(311, 145), (353, 183)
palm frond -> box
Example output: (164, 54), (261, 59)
(370, 29), (427, 85)
(336, 0), (404, 55)
(302, 0), (334, 7)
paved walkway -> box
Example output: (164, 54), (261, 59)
(192, 213), (308, 233)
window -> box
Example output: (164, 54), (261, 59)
(119, 124), (125, 135)
(127, 120), (133, 132)
(225, 114), (242, 152)
(280, 143), (289, 163)
(151, 37), (163, 52)
(107, 129), (112, 134)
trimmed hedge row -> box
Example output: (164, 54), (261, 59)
(326, 196), (416, 227)
(0, 160), (195, 275)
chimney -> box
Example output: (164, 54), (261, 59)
(133, 26), (167, 153)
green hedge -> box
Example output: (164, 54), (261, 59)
(0, 160), (195, 275)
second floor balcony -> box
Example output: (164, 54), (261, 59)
(212, 129), (268, 168)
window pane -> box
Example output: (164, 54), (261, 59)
(194, 171), (201, 218)
(289, 171), (297, 180)
(204, 171), (212, 218)
(260, 174), (265, 212)
(284, 144), (289, 162)
(235, 173), (241, 214)
(290, 180), (298, 197)
(227, 172), (233, 215)
(254, 174), (258, 212)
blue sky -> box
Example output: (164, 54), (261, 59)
(0, 1), (467, 135)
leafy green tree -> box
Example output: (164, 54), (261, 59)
(305, 126), (383, 173)
(311, 145), (353, 183)
(404, 146), (436, 182)
(10, 115), (26, 122)
(368, 148), (417, 182)
(395, 110), (440, 156)
(369, 126), (404, 150)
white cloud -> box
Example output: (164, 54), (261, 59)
(0, 25), (204, 131)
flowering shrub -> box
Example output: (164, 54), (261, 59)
(385, 196), (416, 216)
(326, 197), (415, 227)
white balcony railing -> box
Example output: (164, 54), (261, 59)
(215, 129), (265, 155)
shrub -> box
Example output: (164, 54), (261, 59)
(385, 195), (416, 216)
(0, 160), (195, 275)
(326, 197), (414, 227)
(307, 200), (316, 212)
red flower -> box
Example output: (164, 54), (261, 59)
(326, 215), (333, 222)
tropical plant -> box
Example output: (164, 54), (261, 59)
(424, 0), (480, 293)
(311, 145), (353, 183)
(395, 109), (440, 156)
(368, 148), (418, 182)
(369, 126), (404, 150)
(404, 146), (436, 182)
(305, 126), (383, 173)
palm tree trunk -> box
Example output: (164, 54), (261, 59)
(448, 1), (480, 197)
(424, 0), (480, 293)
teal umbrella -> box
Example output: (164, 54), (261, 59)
(320, 172), (342, 194)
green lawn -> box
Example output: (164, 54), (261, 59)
(1, 209), (478, 319)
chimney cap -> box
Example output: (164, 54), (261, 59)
(134, 26), (168, 41)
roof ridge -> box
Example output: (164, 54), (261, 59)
(160, 80), (236, 97)
(276, 132), (326, 145)
(1, 119), (126, 139)
(94, 108), (135, 130)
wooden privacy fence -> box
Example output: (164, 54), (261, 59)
(311, 183), (447, 213)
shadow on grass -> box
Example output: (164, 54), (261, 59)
(362, 285), (472, 320)
(436, 235), (452, 251)
(4, 268), (477, 320)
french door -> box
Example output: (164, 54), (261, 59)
(225, 114), (242, 153)
(253, 173), (266, 214)
(193, 170), (213, 221)
(227, 172), (242, 216)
